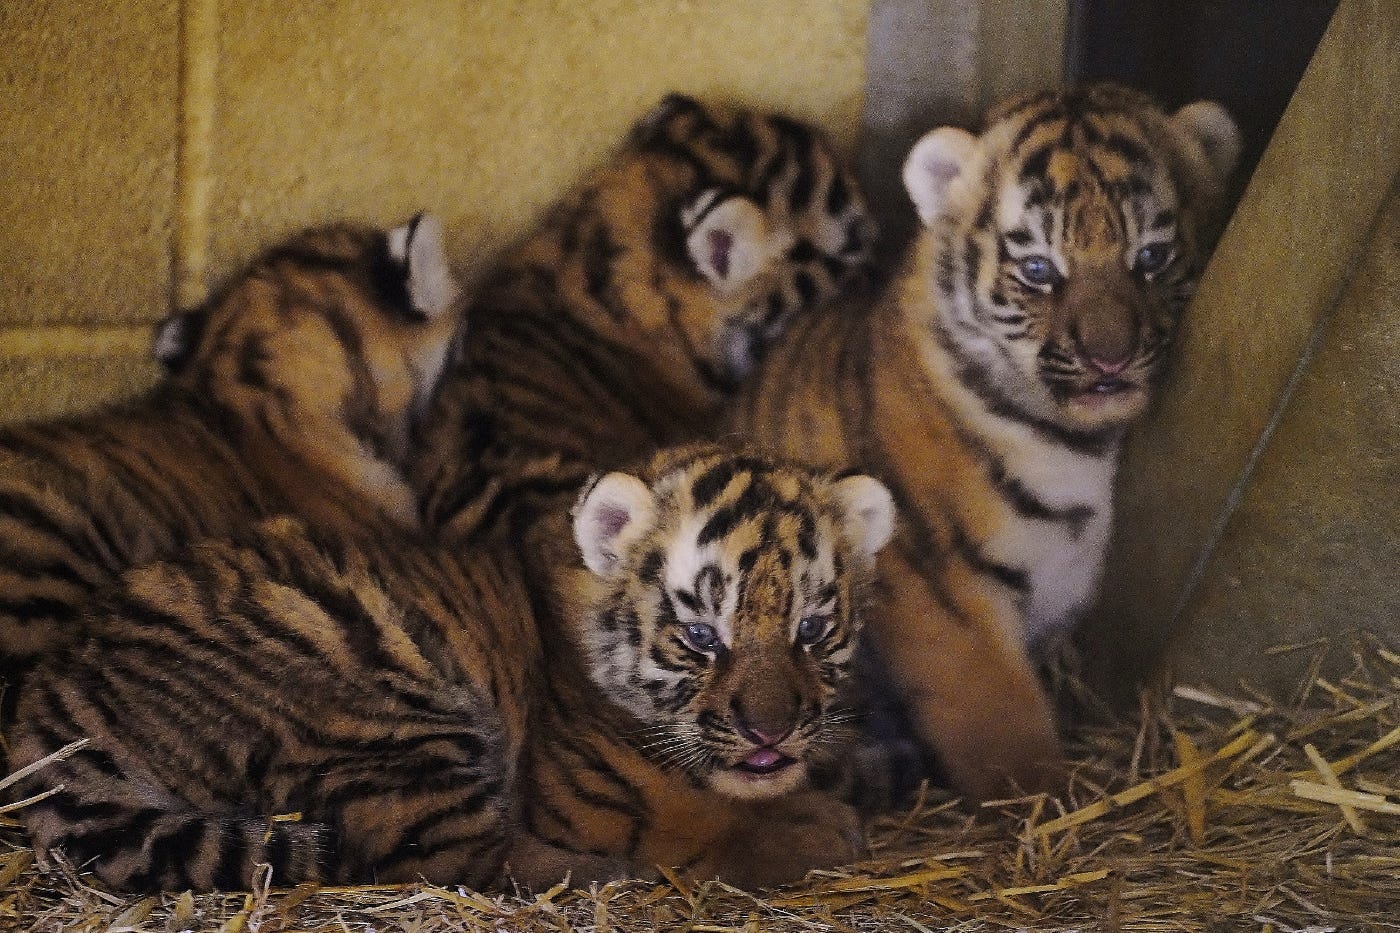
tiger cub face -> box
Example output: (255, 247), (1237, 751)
(902, 83), (1240, 435)
(571, 445), (894, 800)
(153, 215), (462, 522)
(609, 94), (876, 385)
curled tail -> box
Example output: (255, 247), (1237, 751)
(19, 780), (334, 892)
(13, 739), (512, 892)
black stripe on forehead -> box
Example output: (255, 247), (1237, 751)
(1018, 141), (1056, 183)
(1102, 132), (1152, 170)
(671, 588), (703, 614)
(792, 507), (817, 561)
(634, 93), (715, 147)
(697, 478), (771, 546)
(999, 92), (1061, 141)
(637, 548), (664, 585)
(753, 132), (791, 210)
(781, 122), (818, 213)
(707, 114), (760, 168)
(793, 270), (818, 307)
(694, 563), (724, 611)
(825, 171), (850, 214)
(706, 478), (820, 554)
(689, 455), (773, 509)
(763, 289), (790, 326)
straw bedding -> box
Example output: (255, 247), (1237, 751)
(2, 640), (1396, 932)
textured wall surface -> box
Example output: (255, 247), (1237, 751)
(0, 0), (871, 423)
(861, 0), (1067, 252)
(0, 1), (180, 419)
(1080, 0), (1400, 698)
(1168, 184), (1400, 695)
(205, 1), (872, 292)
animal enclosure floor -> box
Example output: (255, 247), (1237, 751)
(2, 640), (1397, 932)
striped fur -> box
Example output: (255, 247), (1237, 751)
(731, 84), (1240, 802)
(8, 446), (893, 891)
(412, 94), (875, 542)
(0, 217), (461, 674)
(7, 517), (536, 891)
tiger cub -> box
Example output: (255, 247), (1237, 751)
(0, 215), (461, 672)
(526, 444), (893, 887)
(731, 84), (1241, 801)
(7, 445), (893, 892)
(7, 515), (536, 892)
(413, 93), (875, 541)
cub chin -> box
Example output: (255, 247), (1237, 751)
(570, 444), (895, 803)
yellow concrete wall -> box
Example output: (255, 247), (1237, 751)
(0, 1), (180, 420)
(1080, 0), (1400, 699)
(0, 0), (871, 423)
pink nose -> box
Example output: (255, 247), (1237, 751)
(733, 701), (796, 746)
(1088, 355), (1129, 376)
(739, 722), (795, 745)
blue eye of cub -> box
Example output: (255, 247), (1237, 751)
(1016, 255), (1059, 287)
(796, 614), (829, 646)
(683, 622), (720, 652)
(1134, 243), (1174, 275)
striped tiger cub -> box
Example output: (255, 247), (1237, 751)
(731, 84), (1241, 802)
(6, 515), (537, 892)
(514, 443), (895, 888)
(7, 445), (894, 891)
(0, 216), (461, 673)
(413, 93), (875, 541)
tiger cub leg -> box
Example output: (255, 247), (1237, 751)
(870, 553), (1064, 802)
(287, 737), (515, 888)
(628, 775), (866, 888)
(503, 835), (636, 889)
(694, 791), (867, 888)
(523, 739), (864, 889)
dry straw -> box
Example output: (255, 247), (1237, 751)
(2, 641), (1396, 932)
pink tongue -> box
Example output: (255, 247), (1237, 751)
(744, 748), (782, 769)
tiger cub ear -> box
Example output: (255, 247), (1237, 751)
(1170, 100), (1242, 183)
(152, 306), (208, 371)
(831, 474), (895, 567)
(388, 212), (461, 319)
(573, 472), (658, 577)
(682, 189), (793, 294)
(902, 127), (978, 227)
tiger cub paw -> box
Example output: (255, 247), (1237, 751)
(505, 837), (637, 891)
(711, 792), (868, 889)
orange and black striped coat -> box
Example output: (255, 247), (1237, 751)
(732, 84), (1241, 802)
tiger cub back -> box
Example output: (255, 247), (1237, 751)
(8, 445), (893, 892)
(0, 215), (461, 667)
(413, 94), (874, 541)
(732, 83), (1241, 802)
(7, 515), (535, 892)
